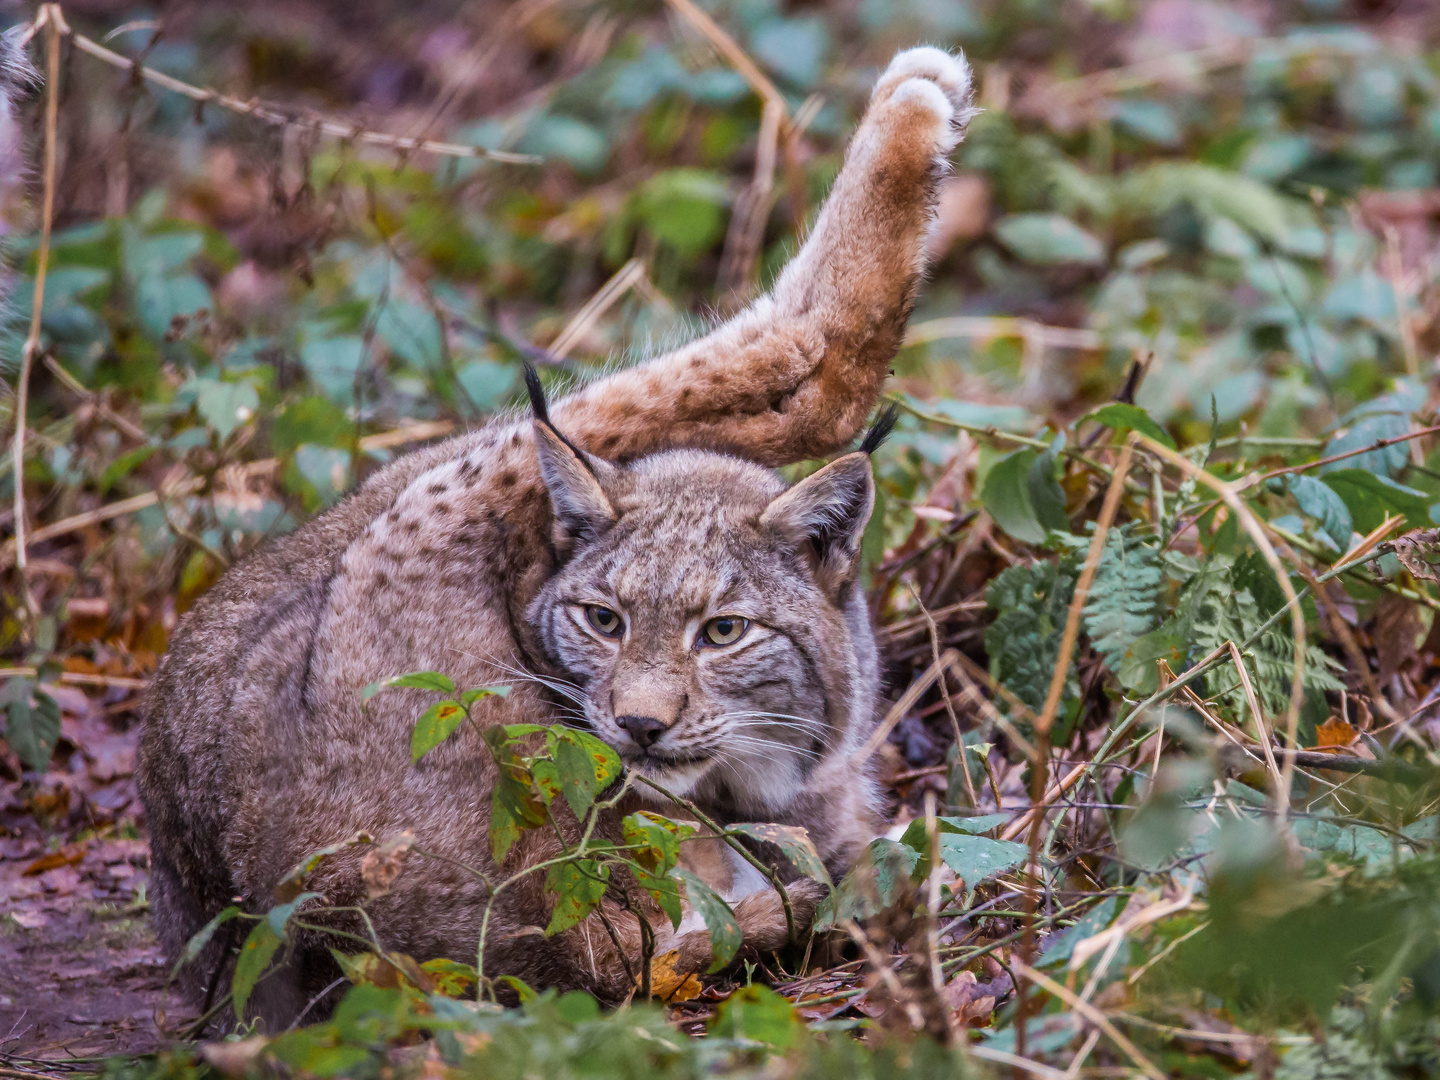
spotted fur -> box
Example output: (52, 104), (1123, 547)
(138, 47), (974, 1027)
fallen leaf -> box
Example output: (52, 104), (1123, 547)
(1373, 594), (1424, 684)
(361, 830), (414, 899)
(646, 949), (703, 1003)
(201, 1035), (269, 1077)
(10, 909), (49, 929)
(1388, 529), (1440, 583)
(1312, 716), (1359, 750)
(24, 842), (87, 876)
(41, 866), (82, 895)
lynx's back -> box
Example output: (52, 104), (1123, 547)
(138, 46), (974, 1025)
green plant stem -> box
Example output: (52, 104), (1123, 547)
(894, 398), (1120, 482)
(633, 773), (798, 945)
(1268, 523), (1440, 611)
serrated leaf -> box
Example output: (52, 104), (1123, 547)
(1084, 528), (1163, 674)
(411, 700), (468, 762)
(671, 868), (742, 971)
(728, 823), (830, 886)
(232, 919), (283, 1020)
(1085, 403), (1175, 450)
(3, 680), (61, 772)
(984, 558), (1078, 712)
(544, 859), (610, 935)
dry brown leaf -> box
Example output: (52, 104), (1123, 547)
(1374, 594), (1425, 684)
(1388, 529), (1440, 583)
(1313, 716), (1359, 750)
(201, 1036), (269, 1077)
(23, 841), (87, 876)
(645, 949), (703, 1003)
(361, 829), (415, 899)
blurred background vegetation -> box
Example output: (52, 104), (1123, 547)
(2, 0), (1439, 1076)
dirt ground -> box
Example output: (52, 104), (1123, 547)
(0, 688), (191, 1068)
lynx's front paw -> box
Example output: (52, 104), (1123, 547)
(871, 47), (976, 157)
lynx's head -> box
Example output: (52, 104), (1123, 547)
(524, 368), (892, 826)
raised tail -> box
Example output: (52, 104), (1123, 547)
(551, 47), (974, 468)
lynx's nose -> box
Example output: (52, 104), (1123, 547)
(617, 715), (665, 749)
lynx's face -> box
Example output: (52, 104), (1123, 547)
(526, 432), (883, 817)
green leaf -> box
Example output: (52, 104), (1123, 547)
(517, 114), (610, 175)
(484, 728), (548, 863)
(936, 834), (1028, 886)
(553, 730), (600, 819)
(994, 213), (1106, 265)
(173, 905), (243, 976)
(637, 169), (731, 256)
(984, 558), (1078, 712)
(1085, 403), (1174, 449)
(267, 891), (322, 936)
(1084, 528), (1163, 675)
(1321, 470), (1433, 533)
(1284, 475), (1354, 551)
(272, 396), (353, 454)
(1317, 412), (1411, 480)
(135, 273), (211, 340)
(814, 838), (920, 931)
(99, 445), (158, 493)
(301, 336), (366, 402)
(623, 812), (695, 928)
(982, 448), (1068, 545)
(623, 812), (685, 875)
(561, 727), (624, 793)
(460, 685), (510, 708)
(671, 868), (742, 971)
(232, 919), (283, 1019)
(194, 379), (259, 440)
(544, 859), (611, 935)
(290, 444), (351, 508)
(3, 680), (61, 772)
(411, 700), (468, 762)
(709, 984), (803, 1049)
(363, 671), (456, 701)
(728, 823), (830, 886)
(456, 360), (516, 412)
(375, 300), (444, 370)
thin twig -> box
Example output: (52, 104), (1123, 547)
(8, 5), (61, 625)
(49, 10), (536, 164)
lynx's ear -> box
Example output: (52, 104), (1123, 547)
(761, 452), (875, 593)
(526, 364), (617, 546)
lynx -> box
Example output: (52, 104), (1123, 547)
(138, 47), (975, 1025)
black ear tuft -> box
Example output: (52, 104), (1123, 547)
(523, 360), (550, 425)
(524, 361), (598, 479)
(859, 402), (900, 455)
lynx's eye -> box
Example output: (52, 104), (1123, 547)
(585, 606), (624, 638)
(700, 616), (749, 647)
